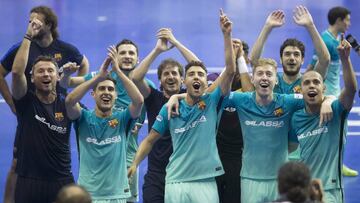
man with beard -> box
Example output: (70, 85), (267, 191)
(290, 38), (357, 203)
(1, 6), (89, 113)
(127, 9), (235, 203)
(307, 6), (357, 176)
(61, 39), (154, 202)
(2, 6), (89, 203)
(251, 6), (329, 96)
(130, 28), (199, 203)
(12, 53), (74, 202)
(65, 46), (144, 203)
(250, 6), (330, 161)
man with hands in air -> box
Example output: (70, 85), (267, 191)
(128, 9), (235, 203)
(65, 46), (144, 203)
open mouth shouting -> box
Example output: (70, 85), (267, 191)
(42, 80), (51, 85)
(259, 82), (269, 89)
(101, 95), (112, 105)
(192, 81), (201, 90)
(307, 90), (318, 98)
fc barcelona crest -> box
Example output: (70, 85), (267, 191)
(293, 85), (301, 93)
(197, 100), (206, 110)
(274, 107), (284, 117)
(54, 53), (62, 61)
(108, 119), (119, 128)
(55, 112), (64, 121)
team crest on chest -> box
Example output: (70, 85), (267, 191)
(54, 53), (62, 61)
(197, 100), (206, 110)
(274, 107), (284, 117)
(55, 112), (64, 121)
(293, 85), (301, 93)
(108, 119), (119, 128)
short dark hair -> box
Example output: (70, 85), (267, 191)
(92, 76), (117, 91)
(328, 6), (351, 25)
(184, 61), (207, 75)
(30, 6), (59, 39)
(31, 55), (59, 73)
(157, 58), (184, 80)
(55, 184), (92, 203)
(116, 39), (139, 55)
(280, 38), (305, 58)
(278, 162), (311, 203)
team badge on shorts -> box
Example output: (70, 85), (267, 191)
(55, 112), (64, 121)
(293, 85), (302, 93)
(108, 119), (119, 128)
(54, 53), (62, 61)
(197, 100), (206, 110)
(274, 107), (284, 117)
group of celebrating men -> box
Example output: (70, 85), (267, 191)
(0, 4), (358, 203)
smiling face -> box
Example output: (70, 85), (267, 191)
(159, 65), (182, 97)
(281, 46), (304, 76)
(252, 64), (277, 98)
(92, 80), (117, 113)
(31, 60), (59, 94)
(117, 44), (138, 71)
(184, 66), (208, 99)
(301, 71), (325, 106)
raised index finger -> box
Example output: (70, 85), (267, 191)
(219, 8), (224, 16)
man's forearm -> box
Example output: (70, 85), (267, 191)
(173, 40), (200, 62)
(132, 137), (155, 167)
(307, 24), (330, 77)
(77, 56), (89, 76)
(341, 57), (357, 95)
(250, 25), (273, 66)
(66, 75), (102, 106)
(131, 49), (160, 82)
(0, 75), (15, 113)
(115, 70), (143, 107)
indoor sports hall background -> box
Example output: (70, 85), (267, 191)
(0, 0), (359, 202)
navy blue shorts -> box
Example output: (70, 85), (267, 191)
(216, 157), (242, 203)
(142, 171), (166, 203)
(15, 175), (74, 203)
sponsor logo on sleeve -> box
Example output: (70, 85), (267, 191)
(156, 115), (163, 122)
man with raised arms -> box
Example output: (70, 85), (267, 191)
(250, 6), (331, 161)
(290, 38), (357, 203)
(65, 46), (144, 203)
(130, 28), (199, 203)
(61, 39), (153, 202)
(128, 9), (235, 203)
(308, 6), (357, 176)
